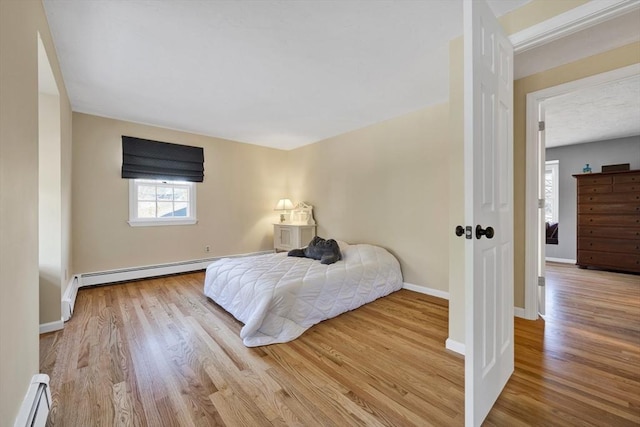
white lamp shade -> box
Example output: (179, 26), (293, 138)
(274, 198), (294, 211)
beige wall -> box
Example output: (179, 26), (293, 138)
(287, 104), (450, 291)
(72, 113), (288, 273)
(38, 92), (62, 324)
(0, 0), (72, 424)
(447, 0), (598, 345)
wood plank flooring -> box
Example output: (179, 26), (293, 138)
(40, 263), (639, 426)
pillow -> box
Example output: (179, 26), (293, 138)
(288, 236), (342, 265)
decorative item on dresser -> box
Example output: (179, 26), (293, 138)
(573, 169), (640, 273)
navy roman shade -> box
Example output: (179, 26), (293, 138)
(121, 136), (204, 182)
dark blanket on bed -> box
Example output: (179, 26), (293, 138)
(288, 236), (342, 265)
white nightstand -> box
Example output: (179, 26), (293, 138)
(274, 224), (317, 252)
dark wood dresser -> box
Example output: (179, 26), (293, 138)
(573, 169), (640, 273)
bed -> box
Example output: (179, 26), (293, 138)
(203, 242), (403, 347)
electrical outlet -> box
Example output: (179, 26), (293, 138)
(205, 245), (210, 253)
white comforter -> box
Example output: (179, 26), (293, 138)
(203, 243), (403, 347)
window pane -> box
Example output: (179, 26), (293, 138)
(174, 187), (189, 202)
(138, 202), (156, 218)
(137, 185), (156, 201)
(173, 202), (189, 217)
(157, 202), (175, 217)
(157, 186), (174, 201)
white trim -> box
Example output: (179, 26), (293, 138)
(509, 0), (640, 53)
(39, 319), (63, 334)
(513, 307), (526, 319)
(402, 282), (449, 300)
(445, 338), (465, 355)
(78, 250), (272, 287)
(546, 257), (576, 264)
(128, 218), (197, 227)
(524, 63), (640, 320)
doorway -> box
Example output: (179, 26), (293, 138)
(524, 63), (640, 319)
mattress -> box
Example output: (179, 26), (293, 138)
(203, 242), (403, 346)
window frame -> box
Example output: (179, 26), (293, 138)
(128, 179), (197, 227)
(544, 160), (559, 224)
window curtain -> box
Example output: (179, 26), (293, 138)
(121, 136), (204, 182)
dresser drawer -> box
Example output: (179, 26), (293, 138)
(614, 173), (640, 184)
(578, 204), (640, 214)
(577, 175), (613, 186)
(578, 227), (640, 240)
(578, 184), (612, 194)
(613, 182), (640, 193)
(577, 250), (640, 272)
(578, 192), (640, 204)
(578, 238), (640, 254)
(578, 215), (640, 227)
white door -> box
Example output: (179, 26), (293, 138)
(463, 0), (514, 426)
(537, 104), (546, 316)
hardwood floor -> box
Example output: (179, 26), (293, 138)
(40, 263), (639, 426)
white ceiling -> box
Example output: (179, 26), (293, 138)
(43, 1), (640, 150)
(545, 74), (640, 148)
(43, 0), (530, 150)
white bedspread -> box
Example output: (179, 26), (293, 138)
(203, 243), (403, 347)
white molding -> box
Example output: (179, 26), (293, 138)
(402, 282), (449, 300)
(78, 250), (272, 288)
(524, 63), (640, 320)
(546, 257), (576, 264)
(446, 338), (465, 356)
(514, 307), (526, 319)
(510, 0), (640, 53)
(524, 91), (540, 321)
(39, 318), (63, 334)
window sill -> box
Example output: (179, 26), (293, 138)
(128, 219), (198, 227)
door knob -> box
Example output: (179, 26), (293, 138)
(476, 225), (494, 239)
(455, 225), (465, 237)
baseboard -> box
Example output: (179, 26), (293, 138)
(546, 257), (576, 264)
(514, 307), (526, 318)
(445, 338), (465, 355)
(40, 318), (64, 334)
(78, 250), (272, 288)
(402, 282), (449, 300)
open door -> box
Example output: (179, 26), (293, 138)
(463, 0), (514, 425)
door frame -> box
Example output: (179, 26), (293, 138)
(523, 63), (640, 319)
(505, 0), (638, 321)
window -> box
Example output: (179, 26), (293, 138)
(128, 179), (196, 226)
(544, 160), (559, 224)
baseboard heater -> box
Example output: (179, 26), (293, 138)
(62, 276), (78, 321)
(78, 251), (272, 288)
(14, 374), (52, 427)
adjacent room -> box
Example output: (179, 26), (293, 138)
(1, 0), (638, 426)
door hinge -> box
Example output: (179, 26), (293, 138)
(538, 198), (545, 209)
(538, 121), (545, 131)
(538, 276), (545, 287)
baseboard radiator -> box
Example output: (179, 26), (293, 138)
(78, 251), (273, 288)
(62, 276), (78, 322)
(14, 374), (52, 427)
